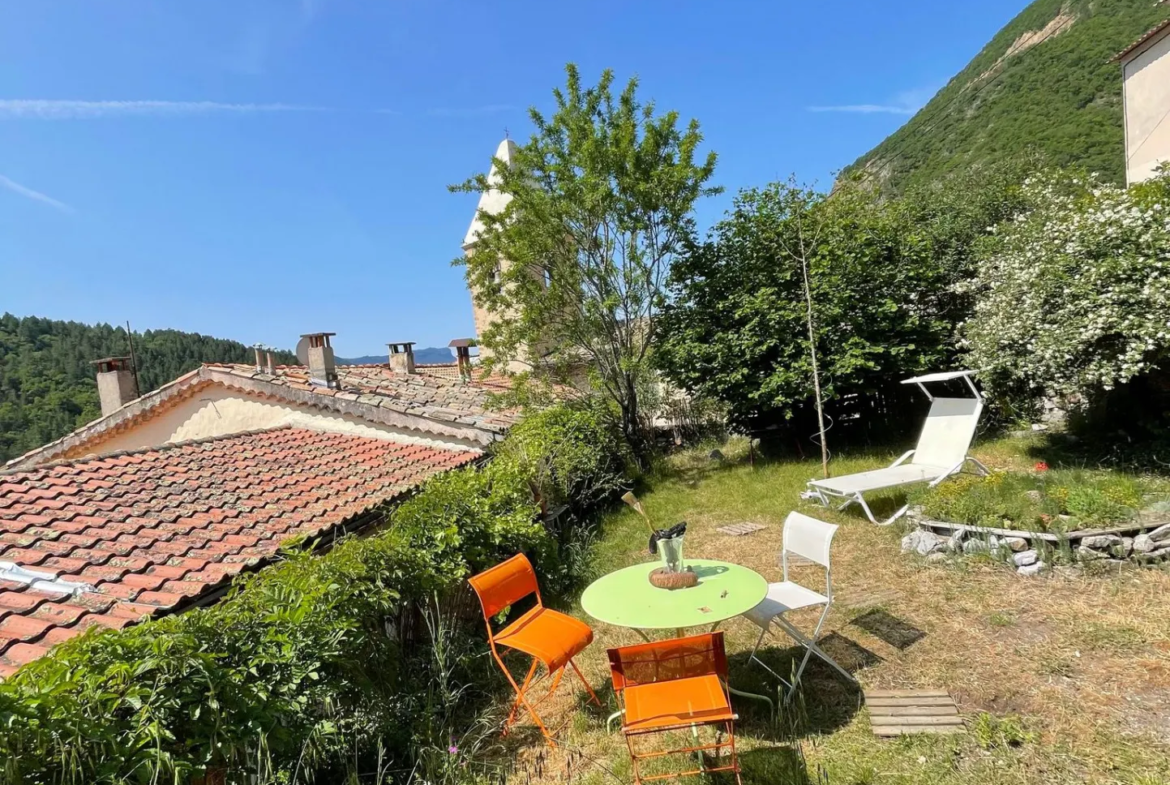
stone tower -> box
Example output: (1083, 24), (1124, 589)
(462, 137), (521, 367)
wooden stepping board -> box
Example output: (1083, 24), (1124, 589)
(865, 690), (964, 736)
(717, 522), (766, 537)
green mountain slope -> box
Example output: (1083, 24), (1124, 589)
(0, 314), (295, 463)
(845, 0), (1170, 191)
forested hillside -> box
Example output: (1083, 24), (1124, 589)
(0, 314), (295, 463)
(845, 0), (1169, 192)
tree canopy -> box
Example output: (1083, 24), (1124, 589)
(453, 64), (718, 453)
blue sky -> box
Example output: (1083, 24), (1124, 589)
(0, 0), (1027, 356)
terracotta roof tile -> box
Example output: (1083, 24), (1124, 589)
(0, 427), (477, 676)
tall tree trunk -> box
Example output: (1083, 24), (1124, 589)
(800, 252), (830, 479)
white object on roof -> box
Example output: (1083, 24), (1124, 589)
(0, 561), (93, 597)
(802, 372), (988, 525)
(463, 138), (519, 249)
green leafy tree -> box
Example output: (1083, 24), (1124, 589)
(658, 168), (1029, 443)
(452, 64), (719, 455)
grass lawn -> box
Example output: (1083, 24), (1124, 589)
(491, 437), (1170, 785)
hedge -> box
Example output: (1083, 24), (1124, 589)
(0, 401), (628, 785)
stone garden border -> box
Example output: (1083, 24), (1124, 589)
(901, 506), (1170, 577)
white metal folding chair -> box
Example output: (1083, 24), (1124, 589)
(743, 512), (856, 699)
(802, 370), (990, 526)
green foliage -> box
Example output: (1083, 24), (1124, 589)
(912, 468), (1151, 532)
(0, 313), (295, 462)
(971, 713), (1037, 750)
(451, 64), (719, 453)
(657, 166), (1028, 435)
(490, 399), (629, 512)
(964, 170), (1170, 423)
(0, 402), (627, 785)
(844, 0), (1170, 192)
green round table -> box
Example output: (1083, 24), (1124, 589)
(581, 558), (768, 637)
(581, 558), (774, 728)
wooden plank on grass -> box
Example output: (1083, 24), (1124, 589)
(872, 706), (960, 717)
(867, 696), (956, 707)
(870, 716), (964, 727)
(865, 688), (964, 738)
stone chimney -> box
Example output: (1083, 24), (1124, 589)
(91, 357), (139, 416)
(265, 349), (275, 376)
(253, 344), (264, 373)
(302, 332), (339, 389)
(449, 339), (476, 381)
(387, 341), (416, 374)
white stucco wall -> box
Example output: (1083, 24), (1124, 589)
(1124, 30), (1170, 185)
(79, 386), (483, 456)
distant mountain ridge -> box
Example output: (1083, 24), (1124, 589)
(337, 347), (455, 365)
(843, 0), (1170, 192)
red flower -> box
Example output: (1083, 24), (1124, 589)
(1034, 461), (1049, 472)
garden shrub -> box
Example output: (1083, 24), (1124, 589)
(0, 402), (627, 785)
(964, 170), (1170, 425)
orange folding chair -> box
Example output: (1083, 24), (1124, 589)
(468, 553), (600, 744)
(607, 632), (742, 784)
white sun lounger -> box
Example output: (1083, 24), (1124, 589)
(802, 371), (989, 526)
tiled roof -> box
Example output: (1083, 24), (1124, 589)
(0, 427), (476, 677)
(6, 363), (516, 470)
(1113, 3), (1170, 62)
(207, 362), (517, 433)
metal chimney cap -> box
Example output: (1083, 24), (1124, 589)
(448, 338), (478, 348)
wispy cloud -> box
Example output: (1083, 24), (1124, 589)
(0, 174), (73, 213)
(0, 100), (329, 119)
(807, 104), (917, 115)
(806, 86), (939, 117)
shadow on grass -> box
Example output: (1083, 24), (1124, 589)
(727, 643), (868, 742)
(849, 609), (926, 650)
(729, 746), (830, 785)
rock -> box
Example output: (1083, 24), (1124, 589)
(1080, 534), (1122, 550)
(1024, 490), (1043, 504)
(963, 539), (991, 556)
(1018, 561), (1048, 577)
(1053, 565), (1082, 579)
(926, 552), (949, 564)
(1136, 546), (1170, 563)
(1116, 538), (1134, 558)
(1077, 545), (1110, 561)
(1004, 537), (1029, 552)
(1148, 523), (1170, 543)
(1013, 550), (1039, 567)
(708, 449), (725, 462)
(1133, 534), (1156, 554)
(947, 531), (966, 553)
(902, 530), (947, 556)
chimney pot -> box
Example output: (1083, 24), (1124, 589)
(253, 344), (264, 373)
(91, 356), (140, 416)
(448, 338), (477, 381)
(301, 332), (339, 389)
(265, 350), (275, 376)
(387, 341), (417, 374)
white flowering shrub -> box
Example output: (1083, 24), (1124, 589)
(963, 170), (1170, 402)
